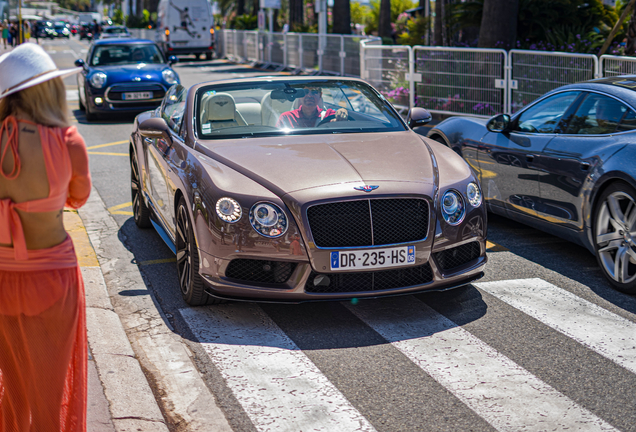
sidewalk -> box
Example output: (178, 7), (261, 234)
(65, 209), (169, 431)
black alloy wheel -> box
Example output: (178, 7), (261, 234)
(130, 152), (151, 228)
(594, 182), (636, 294)
(84, 89), (97, 121)
(176, 197), (221, 305)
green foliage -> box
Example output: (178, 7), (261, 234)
(112, 8), (124, 25)
(397, 15), (432, 46)
(126, 10), (151, 28)
(365, 0), (415, 35)
(350, 1), (370, 25)
(231, 14), (258, 30)
(57, 0), (91, 11)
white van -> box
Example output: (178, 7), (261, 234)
(155, 0), (214, 60)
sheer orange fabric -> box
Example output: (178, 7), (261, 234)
(0, 116), (91, 431)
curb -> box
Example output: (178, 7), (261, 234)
(65, 210), (169, 431)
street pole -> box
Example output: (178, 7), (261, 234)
(268, 7), (273, 33)
(18, 0), (22, 44)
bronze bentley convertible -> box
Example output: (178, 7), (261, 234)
(129, 77), (487, 305)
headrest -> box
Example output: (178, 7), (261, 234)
(206, 93), (236, 122)
(596, 98), (624, 122)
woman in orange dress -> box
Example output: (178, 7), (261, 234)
(0, 43), (91, 431)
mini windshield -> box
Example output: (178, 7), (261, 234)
(103, 27), (129, 35)
(196, 80), (406, 139)
(90, 44), (165, 66)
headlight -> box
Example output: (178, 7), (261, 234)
(162, 69), (177, 84)
(466, 182), (482, 207)
(441, 190), (465, 225)
(89, 72), (107, 88)
(216, 197), (241, 223)
(249, 202), (288, 238)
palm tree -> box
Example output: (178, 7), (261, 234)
(478, 0), (519, 49)
(289, 0), (303, 30)
(379, 0), (392, 40)
(333, 0), (352, 34)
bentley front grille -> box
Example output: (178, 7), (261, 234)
(307, 198), (429, 248)
(305, 262), (433, 293)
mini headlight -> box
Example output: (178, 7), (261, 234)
(467, 182), (482, 207)
(249, 202), (288, 238)
(162, 69), (177, 84)
(89, 72), (107, 88)
(441, 190), (465, 225)
(216, 197), (241, 223)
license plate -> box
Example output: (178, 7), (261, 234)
(123, 92), (152, 100)
(330, 246), (415, 271)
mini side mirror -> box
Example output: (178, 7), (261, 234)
(74, 58), (86, 69)
(139, 117), (172, 143)
(407, 107), (432, 128)
(486, 114), (511, 133)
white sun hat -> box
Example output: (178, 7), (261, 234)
(0, 43), (82, 99)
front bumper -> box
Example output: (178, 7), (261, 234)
(87, 82), (167, 113)
(197, 238), (487, 302)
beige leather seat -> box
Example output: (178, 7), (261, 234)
(260, 92), (294, 127)
(201, 93), (247, 129)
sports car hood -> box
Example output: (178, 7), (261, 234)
(200, 131), (435, 194)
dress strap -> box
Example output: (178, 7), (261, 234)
(0, 198), (28, 260)
(0, 116), (20, 180)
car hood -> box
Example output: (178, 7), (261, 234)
(96, 63), (170, 82)
(199, 131), (435, 194)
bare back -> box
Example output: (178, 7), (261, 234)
(0, 117), (67, 250)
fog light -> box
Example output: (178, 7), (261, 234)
(94, 97), (104, 105)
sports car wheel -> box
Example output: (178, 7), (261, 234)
(594, 182), (636, 294)
(176, 197), (221, 305)
(130, 154), (151, 228)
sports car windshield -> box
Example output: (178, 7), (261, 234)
(90, 44), (165, 66)
(196, 80), (407, 139)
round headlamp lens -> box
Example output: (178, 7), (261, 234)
(441, 190), (465, 225)
(467, 182), (482, 207)
(90, 72), (107, 88)
(249, 202), (288, 238)
(216, 197), (241, 223)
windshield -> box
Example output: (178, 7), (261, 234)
(196, 80), (406, 139)
(104, 27), (128, 34)
(90, 44), (165, 66)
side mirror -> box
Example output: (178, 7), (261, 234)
(139, 117), (172, 143)
(168, 55), (178, 65)
(74, 58), (86, 69)
(486, 114), (511, 133)
(407, 107), (432, 128)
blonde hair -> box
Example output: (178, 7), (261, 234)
(0, 77), (70, 128)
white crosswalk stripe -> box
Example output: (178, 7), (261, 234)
(345, 296), (617, 432)
(476, 278), (636, 375)
(180, 304), (377, 432)
(178, 278), (633, 431)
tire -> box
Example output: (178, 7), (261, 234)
(84, 90), (97, 121)
(130, 153), (152, 228)
(594, 181), (636, 294)
(78, 90), (85, 110)
(176, 197), (221, 305)
(205, 51), (212, 60)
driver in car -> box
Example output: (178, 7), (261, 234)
(276, 86), (348, 128)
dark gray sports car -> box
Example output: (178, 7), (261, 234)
(428, 75), (636, 294)
(130, 76), (487, 305)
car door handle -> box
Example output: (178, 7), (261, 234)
(526, 154), (535, 163)
(580, 161), (591, 171)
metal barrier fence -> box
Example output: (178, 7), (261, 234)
(508, 50), (598, 114)
(599, 54), (636, 77)
(214, 29), (636, 118)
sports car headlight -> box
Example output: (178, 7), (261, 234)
(466, 182), (482, 207)
(441, 190), (465, 225)
(89, 72), (107, 88)
(216, 197), (242, 223)
(249, 202), (288, 238)
(162, 69), (177, 84)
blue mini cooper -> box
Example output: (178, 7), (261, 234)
(75, 38), (180, 121)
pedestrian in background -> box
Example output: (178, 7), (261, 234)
(0, 43), (91, 431)
(9, 23), (17, 47)
(0, 21), (6, 49)
(6, 23), (13, 47)
(23, 21), (30, 43)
